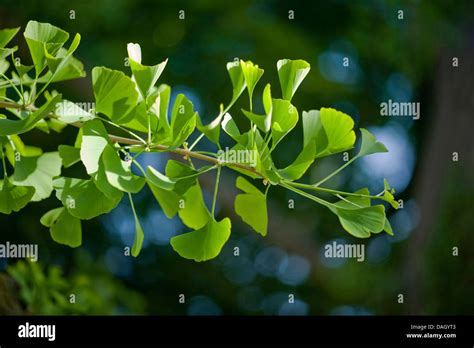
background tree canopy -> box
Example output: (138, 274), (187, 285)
(0, 0), (472, 315)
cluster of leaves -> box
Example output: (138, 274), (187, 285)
(0, 21), (399, 262)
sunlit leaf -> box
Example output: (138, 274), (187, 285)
(277, 59), (310, 101)
(226, 60), (246, 104)
(24, 21), (69, 75)
(43, 33), (85, 82)
(80, 119), (109, 175)
(127, 42), (167, 97)
(303, 108), (356, 158)
(169, 94), (197, 147)
(101, 145), (145, 193)
(240, 60), (263, 105)
(13, 151), (62, 201)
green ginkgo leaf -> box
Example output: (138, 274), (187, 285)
(277, 59), (310, 101)
(92, 66), (138, 124)
(165, 160), (207, 194)
(277, 140), (316, 180)
(43, 32), (84, 83)
(146, 166), (176, 191)
(128, 193), (144, 257)
(3, 134), (43, 166)
(101, 145), (145, 193)
(0, 27), (20, 49)
(169, 94), (197, 147)
(226, 60), (246, 104)
(271, 98), (299, 147)
(332, 204), (386, 238)
(37, 54), (85, 83)
(53, 177), (122, 219)
(303, 108), (356, 158)
(357, 128), (388, 157)
(197, 107), (225, 145)
(0, 178), (35, 214)
(330, 188), (386, 238)
(234, 176), (267, 236)
(24, 21), (69, 75)
(58, 145), (80, 168)
(383, 217), (394, 236)
(148, 180), (180, 218)
(0, 94), (61, 136)
(178, 183), (210, 230)
(92, 158), (124, 199)
(170, 217), (231, 262)
(127, 42), (167, 97)
(40, 207), (82, 247)
(150, 84), (172, 142)
(14, 62), (33, 78)
(240, 60), (264, 106)
(122, 96), (158, 133)
(13, 152), (62, 201)
(0, 46), (18, 61)
(80, 119), (109, 175)
(382, 178), (399, 209)
(221, 113), (248, 144)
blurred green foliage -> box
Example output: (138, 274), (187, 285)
(5, 258), (146, 315)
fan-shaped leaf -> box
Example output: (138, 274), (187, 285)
(170, 218), (231, 262)
(277, 59), (310, 101)
(40, 207), (82, 247)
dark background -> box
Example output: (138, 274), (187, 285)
(0, 0), (472, 315)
